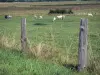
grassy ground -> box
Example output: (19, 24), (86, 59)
(0, 48), (91, 75)
(0, 2), (100, 75)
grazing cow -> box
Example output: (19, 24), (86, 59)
(39, 16), (43, 19)
(56, 15), (65, 20)
(34, 15), (43, 19)
(88, 13), (93, 17)
(53, 17), (56, 22)
(5, 15), (12, 19)
(53, 15), (65, 22)
(57, 15), (63, 19)
(34, 15), (37, 19)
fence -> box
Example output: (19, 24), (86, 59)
(78, 18), (88, 71)
(21, 18), (88, 71)
(21, 18), (27, 52)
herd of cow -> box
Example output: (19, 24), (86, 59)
(4, 13), (93, 22)
(33, 15), (65, 22)
(33, 13), (93, 22)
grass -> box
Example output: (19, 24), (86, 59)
(0, 14), (100, 75)
(0, 2), (100, 75)
(0, 15), (81, 64)
(0, 48), (70, 75)
(0, 48), (92, 75)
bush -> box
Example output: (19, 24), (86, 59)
(7, 0), (14, 2)
(67, 9), (73, 14)
(48, 9), (73, 14)
(61, 9), (67, 14)
(49, 9), (55, 14)
(49, 9), (67, 14)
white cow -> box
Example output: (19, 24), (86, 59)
(5, 15), (12, 19)
(34, 15), (37, 19)
(56, 15), (65, 20)
(39, 16), (43, 19)
(8, 15), (12, 18)
(53, 15), (65, 22)
(53, 17), (56, 22)
(88, 13), (93, 17)
(57, 15), (63, 19)
(34, 15), (43, 19)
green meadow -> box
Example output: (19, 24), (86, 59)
(0, 2), (100, 75)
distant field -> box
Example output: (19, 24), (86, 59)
(0, 2), (100, 75)
(0, 1), (100, 15)
(0, 1), (100, 6)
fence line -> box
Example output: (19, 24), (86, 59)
(20, 18), (88, 71)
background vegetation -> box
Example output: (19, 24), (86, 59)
(0, 0), (100, 2)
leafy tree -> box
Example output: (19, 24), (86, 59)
(0, 0), (100, 2)
(0, 0), (7, 2)
(7, 0), (14, 2)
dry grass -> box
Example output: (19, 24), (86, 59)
(27, 41), (69, 64)
(85, 35), (100, 75)
(0, 35), (70, 65)
(0, 10), (48, 16)
(0, 1), (99, 7)
(87, 58), (100, 75)
(0, 35), (21, 50)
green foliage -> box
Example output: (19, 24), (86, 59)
(0, 0), (100, 2)
(48, 9), (73, 14)
(67, 9), (73, 14)
(0, 49), (76, 75)
(7, 0), (14, 2)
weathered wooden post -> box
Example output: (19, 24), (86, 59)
(78, 18), (88, 71)
(21, 18), (27, 52)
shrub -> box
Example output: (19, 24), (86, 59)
(48, 9), (73, 14)
(7, 0), (14, 2)
(49, 9), (67, 14)
(55, 9), (60, 13)
(67, 9), (73, 14)
(61, 9), (67, 14)
(49, 9), (55, 14)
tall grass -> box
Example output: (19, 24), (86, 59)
(0, 34), (74, 65)
(0, 35), (20, 50)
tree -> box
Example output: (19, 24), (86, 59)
(0, 0), (7, 2)
(7, 0), (14, 2)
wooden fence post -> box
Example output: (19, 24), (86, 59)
(21, 18), (27, 52)
(78, 18), (88, 71)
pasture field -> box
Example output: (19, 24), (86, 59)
(0, 1), (100, 15)
(0, 2), (100, 75)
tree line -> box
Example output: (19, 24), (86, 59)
(0, 0), (99, 2)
